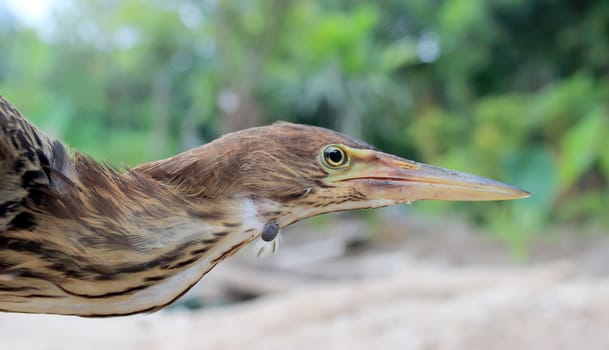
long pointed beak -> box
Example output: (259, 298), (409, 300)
(331, 149), (530, 202)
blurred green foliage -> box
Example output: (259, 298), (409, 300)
(0, 0), (608, 248)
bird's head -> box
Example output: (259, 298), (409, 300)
(139, 122), (528, 228)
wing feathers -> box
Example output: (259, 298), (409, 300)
(0, 97), (71, 231)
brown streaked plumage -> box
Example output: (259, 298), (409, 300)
(0, 96), (529, 316)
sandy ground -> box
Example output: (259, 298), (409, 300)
(0, 211), (608, 350)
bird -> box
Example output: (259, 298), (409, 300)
(0, 96), (529, 317)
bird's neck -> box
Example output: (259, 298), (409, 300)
(3, 156), (272, 316)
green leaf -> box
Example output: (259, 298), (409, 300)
(601, 137), (609, 180)
(380, 40), (418, 72)
(506, 147), (556, 213)
(558, 108), (607, 190)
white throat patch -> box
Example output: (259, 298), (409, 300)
(239, 197), (282, 257)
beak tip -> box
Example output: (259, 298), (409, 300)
(495, 184), (530, 200)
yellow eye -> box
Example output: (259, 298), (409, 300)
(322, 145), (349, 168)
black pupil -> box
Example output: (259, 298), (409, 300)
(326, 148), (343, 164)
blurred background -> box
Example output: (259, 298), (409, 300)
(0, 0), (608, 349)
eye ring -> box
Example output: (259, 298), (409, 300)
(322, 145), (349, 168)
